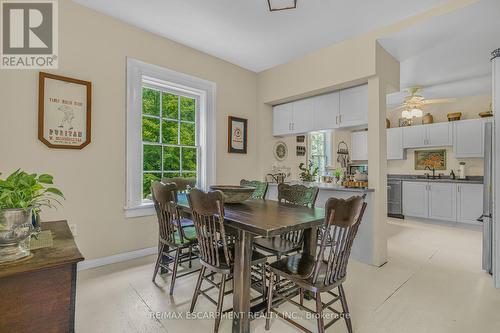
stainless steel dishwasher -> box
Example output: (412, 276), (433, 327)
(387, 178), (404, 219)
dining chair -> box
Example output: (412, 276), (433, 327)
(151, 181), (199, 295)
(187, 188), (268, 333)
(265, 196), (367, 333)
(254, 183), (319, 259)
(240, 179), (269, 199)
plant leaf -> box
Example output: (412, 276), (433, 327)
(38, 174), (54, 184)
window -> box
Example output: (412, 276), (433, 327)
(141, 87), (198, 199)
(126, 58), (216, 217)
(309, 131), (331, 180)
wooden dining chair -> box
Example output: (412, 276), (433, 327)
(254, 183), (319, 259)
(188, 188), (268, 333)
(265, 196), (367, 333)
(151, 181), (199, 295)
(240, 179), (269, 199)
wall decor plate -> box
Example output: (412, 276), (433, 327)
(274, 141), (288, 161)
(415, 149), (447, 170)
(38, 72), (92, 149)
(227, 116), (247, 154)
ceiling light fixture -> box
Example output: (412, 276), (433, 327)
(267, 0), (297, 12)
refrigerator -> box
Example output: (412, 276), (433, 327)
(481, 121), (493, 274)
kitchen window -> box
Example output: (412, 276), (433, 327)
(125, 58), (216, 217)
(309, 131), (332, 179)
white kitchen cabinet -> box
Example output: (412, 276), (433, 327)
(291, 98), (314, 134)
(403, 125), (426, 148)
(457, 183), (483, 224)
(272, 103), (294, 136)
(403, 181), (429, 218)
(313, 92), (339, 130)
(403, 123), (451, 148)
(453, 119), (484, 158)
(338, 84), (368, 128)
(351, 131), (368, 161)
(387, 127), (405, 160)
(426, 122), (452, 147)
(428, 183), (456, 221)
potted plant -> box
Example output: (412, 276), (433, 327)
(0, 170), (64, 263)
(298, 160), (319, 182)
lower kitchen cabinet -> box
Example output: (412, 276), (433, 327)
(403, 181), (483, 224)
(457, 183), (483, 224)
(428, 183), (456, 221)
(402, 181), (428, 218)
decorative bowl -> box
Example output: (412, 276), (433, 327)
(209, 185), (255, 204)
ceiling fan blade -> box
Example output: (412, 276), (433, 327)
(423, 98), (456, 105)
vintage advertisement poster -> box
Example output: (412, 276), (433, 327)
(39, 73), (91, 149)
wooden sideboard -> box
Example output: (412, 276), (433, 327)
(0, 220), (84, 333)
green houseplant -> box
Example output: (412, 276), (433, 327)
(0, 170), (64, 262)
(298, 160), (319, 182)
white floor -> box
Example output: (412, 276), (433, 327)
(76, 218), (500, 333)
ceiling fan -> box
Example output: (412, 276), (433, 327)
(392, 86), (456, 119)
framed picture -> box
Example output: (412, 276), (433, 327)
(228, 116), (247, 154)
(38, 72), (92, 149)
(273, 141), (288, 161)
(296, 146), (306, 156)
(415, 149), (447, 170)
(296, 135), (305, 143)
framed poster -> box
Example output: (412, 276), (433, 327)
(38, 72), (92, 149)
(414, 149), (447, 170)
(228, 116), (247, 154)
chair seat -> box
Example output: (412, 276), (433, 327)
(254, 236), (302, 256)
(173, 226), (197, 245)
(269, 253), (345, 292)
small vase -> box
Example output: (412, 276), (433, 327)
(422, 113), (433, 124)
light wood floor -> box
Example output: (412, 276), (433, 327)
(76, 218), (500, 332)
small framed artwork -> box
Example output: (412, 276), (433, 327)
(415, 149), (447, 170)
(296, 135), (305, 143)
(273, 141), (288, 161)
(38, 72), (92, 149)
(296, 146), (306, 156)
(228, 116), (248, 154)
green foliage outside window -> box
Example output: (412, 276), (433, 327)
(142, 87), (198, 199)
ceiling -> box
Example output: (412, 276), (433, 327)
(380, 0), (500, 107)
(73, 0), (447, 72)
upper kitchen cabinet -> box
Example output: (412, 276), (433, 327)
(403, 122), (451, 148)
(291, 98), (315, 134)
(313, 92), (340, 130)
(387, 127), (405, 160)
(338, 84), (368, 128)
(272, 103), (294, 136)
(453, 118), (485, 158)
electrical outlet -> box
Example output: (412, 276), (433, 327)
(69, 224), (77, 237)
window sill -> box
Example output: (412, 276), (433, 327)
(124, 202), (155, 218)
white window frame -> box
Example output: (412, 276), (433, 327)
(309, 131), (332, 178)
(125, 58), (216, 218)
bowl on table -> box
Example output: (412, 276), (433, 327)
(209, 185), (255, 204)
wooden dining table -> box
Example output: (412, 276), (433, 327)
(177, 194), (325, 333)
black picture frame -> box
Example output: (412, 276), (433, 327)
(228, 116), (248, 154)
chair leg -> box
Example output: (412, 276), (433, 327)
(261, 264), (267, 300)
(169, 248), (181, 295)
(299, 288), (304, 306)
(214, 274), (227, 333)
(152, 243), (164, 282)
(265, 271), (274, 330)
(190, 266), (205, 312)
(315, 292), (325, 333)
(188, 246), (193, 268)
(339, 284), (353, 333)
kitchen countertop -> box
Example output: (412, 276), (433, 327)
(268, 181), (375, 193)
(388, 174), (483, 184)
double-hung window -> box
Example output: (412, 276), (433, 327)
(126, 58), (216, 217)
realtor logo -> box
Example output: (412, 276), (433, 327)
(1, 0), (58, 69)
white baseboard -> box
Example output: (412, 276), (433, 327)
(77, 246), (158, 271)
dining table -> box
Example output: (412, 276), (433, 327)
(177, 194), (325, 333)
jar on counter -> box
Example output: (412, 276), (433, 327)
(458, 162), (466, 179)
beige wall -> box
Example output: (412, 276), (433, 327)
(0, 0), (258, 260)
(387, 94), (491, 176)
